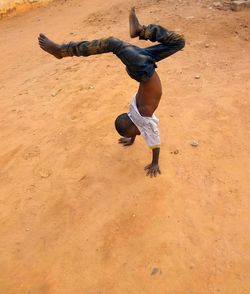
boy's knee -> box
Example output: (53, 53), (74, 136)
(176, 33), (185, 49)
(107, 36), (121, 46)
(178, 38), (185, 50)
(106, 36), (123, 52)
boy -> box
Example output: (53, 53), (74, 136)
(38, 7), (185, 177)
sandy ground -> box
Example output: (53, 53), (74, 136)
(0, 0), (250, 293)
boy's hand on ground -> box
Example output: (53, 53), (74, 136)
(144, 163), (161, 177)
(118, 137), (135, 146)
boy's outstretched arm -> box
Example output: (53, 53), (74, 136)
(145, 147), (161, 177)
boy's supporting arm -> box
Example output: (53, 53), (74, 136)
(145, 147), (161, 177)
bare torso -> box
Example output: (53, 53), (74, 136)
(136, 71), (162, 117)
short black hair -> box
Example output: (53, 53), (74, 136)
(114, 113), (133, 136)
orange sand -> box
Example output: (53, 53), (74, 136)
(0, 0), (249, 293)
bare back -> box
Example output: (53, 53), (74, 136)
(136, 71), (162, 117)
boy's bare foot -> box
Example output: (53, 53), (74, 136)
(38, 33), (62, 59)
(129, 7), (143, 38)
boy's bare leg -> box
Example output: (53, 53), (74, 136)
(38, 33), (63, 59)
(129, 7), (143, 38)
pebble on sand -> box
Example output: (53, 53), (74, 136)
(185, 16), (194, 20)
(171, 149), (179, 155)
(213, 2), (224, 10)
(39, 168), (52, 178)
(191, 140), (199, 147)
(195, 75), (200, 79)
(51, 88), (62, 97)
(151, 267), (161, 276)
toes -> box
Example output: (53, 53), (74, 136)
(38, 38), (45, 44)
(39, 33), (46, 38)
(38, 33), (49, 42)
(39, 44), (46, 50)
(39, 42), (45, 47)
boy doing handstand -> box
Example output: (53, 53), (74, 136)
(38, 7), (185, 177)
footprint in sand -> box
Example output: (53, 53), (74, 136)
(22, 145), (40, 160)
(0, 145), (22, 171)
(38, 168), (52, 179)
(33, 165), (52, 179)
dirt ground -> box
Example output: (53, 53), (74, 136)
(0, 0), (249, 293)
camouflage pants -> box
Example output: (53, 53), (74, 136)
(61, 24), (185, 82)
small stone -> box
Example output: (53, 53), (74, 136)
(171, 149), (179, 155)
(151, 267), (161, 276)
(191, 140), (199, 147)
(51, 88), (62, 97)
(213, 2), (223, 9)
(205, 43), (210, 48)
(39, 168), (52, 179)
(189, 263), (195, 269)
(231, 0), (250, 11)
(240, 23), (248, 28)
(195, 75), (200, 79)
(185, 16), (194, 20)
(89, 85), (94, 89)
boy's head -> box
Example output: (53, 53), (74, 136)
(115, 113), (140, 137)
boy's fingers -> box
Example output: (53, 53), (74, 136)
(118, 139), (126, 144)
